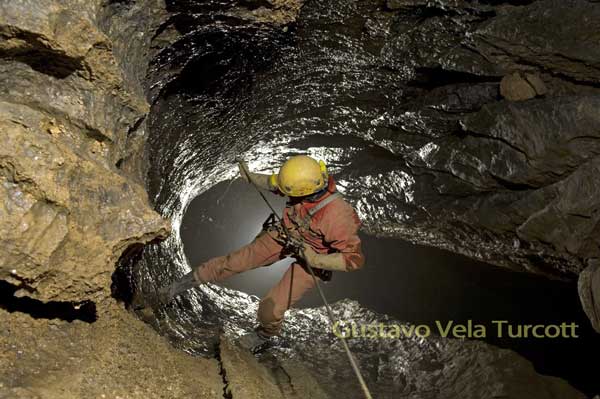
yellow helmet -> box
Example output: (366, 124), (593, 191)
(269, 155), (328, 197)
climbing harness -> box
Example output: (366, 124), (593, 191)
(285, 193), (343, 282)
(238, 160), (374, 399)
(261, 194), (341, 282)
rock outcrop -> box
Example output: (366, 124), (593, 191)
(0, 0), (169, 304)
(218, 336), (330, 398)
(579, 260), (600, 333)
(0, 303), (223, 399)
(329, 0), (600, 313)
(341, 0), (600, 282)
(0, 2), (234, 397)
(474, 0), (600, 84)
(373, 0), (600, 330)
(500, 72), (546, 101)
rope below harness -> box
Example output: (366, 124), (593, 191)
(238, 161), (374, 399)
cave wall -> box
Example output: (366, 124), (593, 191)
(137, 0), (600, 332)
(1, 0), (599, 329)
(370, 0), (600, 331)
(0, 0), (598, 397)
(0, 0), (170, 305)
(351, 0), (600, 281)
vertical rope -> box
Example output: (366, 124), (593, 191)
(287, 264), (295, 310)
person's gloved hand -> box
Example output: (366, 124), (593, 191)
(299, 243), (318, 268)
(299, 243), (348, 272)
(236, 159), (274, 191)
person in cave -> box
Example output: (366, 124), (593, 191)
(157, 155), (365, 350)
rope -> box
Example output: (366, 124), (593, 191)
(237, 160), (374, 399)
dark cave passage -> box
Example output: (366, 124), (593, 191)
(180, 179), (600, 395)
(0, 281), (97, 323)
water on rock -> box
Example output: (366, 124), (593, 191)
(125, 0), (600, 397)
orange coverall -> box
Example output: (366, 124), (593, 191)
(194, 177), (365, 335)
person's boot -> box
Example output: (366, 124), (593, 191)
(132, 270), (204, 310)
(237, 327), (275, 353)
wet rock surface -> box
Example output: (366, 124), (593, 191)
(142, 0), (600, 284)
(2, 0), (600, 397)
(278, 300), (586, 399)
(473, 0), (600, 83)
(138, 286), (588, 398)
(579, 260), (600, 333)
(129, 0), (598, 396)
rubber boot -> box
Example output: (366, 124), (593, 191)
(132, 271), (204, 310)
(237, 327), (275, 353)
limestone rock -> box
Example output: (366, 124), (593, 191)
(0, 115), (170, 303)
(500, 72), (537, 101)
(0, 305), (223, 399)
(578, 261), (600, 333)
(390, 96), (600, 276)
(462, 96), (600, 189)
(0, 0), (147, 110)
(219, 336), (329, 398)
(0, 0), (169, 304)
(524, 73), (548, 96)
(474, 0), (600, 83)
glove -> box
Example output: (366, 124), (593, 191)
(237, 159), (274, 190)
(299, 243), (347, 272)
(299, 243), (318, 266)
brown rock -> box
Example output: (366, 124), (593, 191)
(219, 336), (329, 398)
(0, 1), (169, 304)
(500, 72), (537, 101)
(578, 260), (600, 333)
(0, 0), (147, 113)
(0, 116), (170, 303)
(524, 73), (548, 96)
(0, 305), (223, 399)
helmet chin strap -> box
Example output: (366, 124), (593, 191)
(287, 187), (328, 205)
(304, 186), (329, 203)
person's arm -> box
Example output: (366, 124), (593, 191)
(300, 200), (365, 272)
(238, 161), (276, 191)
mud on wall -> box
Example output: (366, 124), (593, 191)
(0, 0), (170, 306)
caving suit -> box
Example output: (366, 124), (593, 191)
(194, 177), (365, 336)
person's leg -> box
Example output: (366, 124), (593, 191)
(194, 231), (284, 283)
(257, 262), (317, 336)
